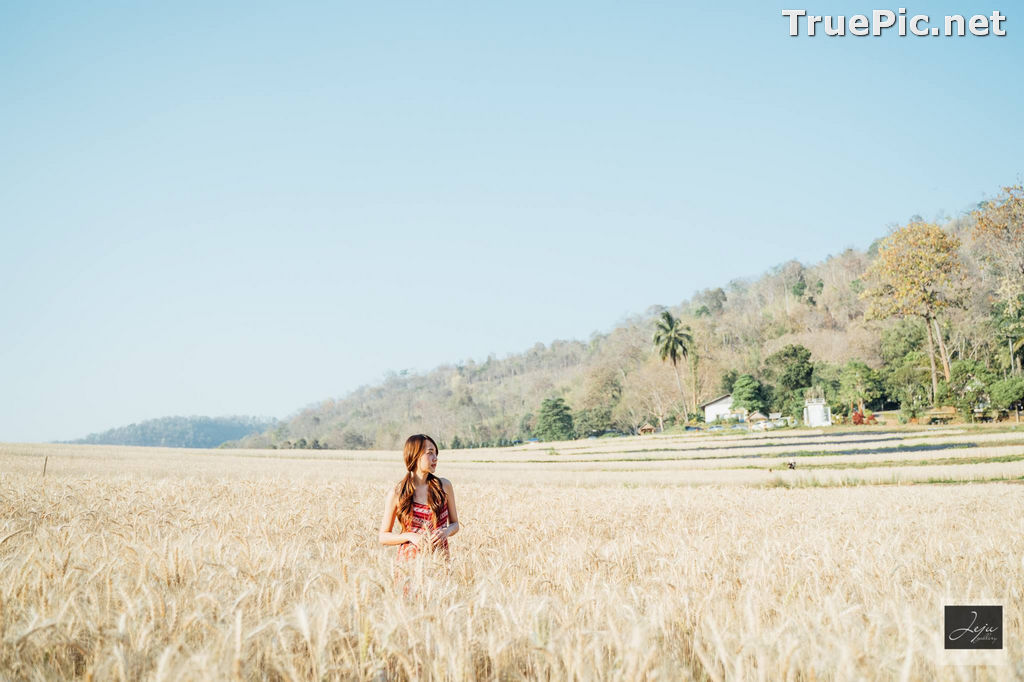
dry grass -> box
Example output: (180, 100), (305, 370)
(1, 430), (1022, 680)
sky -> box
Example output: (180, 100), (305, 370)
(1, 1), (1022, 442)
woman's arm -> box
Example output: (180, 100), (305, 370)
(432, 479), (460, 543)
(378, 488), (422, 547)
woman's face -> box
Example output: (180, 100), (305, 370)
(417, 441), (438, 474)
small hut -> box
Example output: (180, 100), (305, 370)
(638, 423), (656, 435)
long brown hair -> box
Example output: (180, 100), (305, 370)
(395, 434), (446, 531)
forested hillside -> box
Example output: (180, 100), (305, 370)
(232, 185), (1024, 450)
(70, 416), (277, 448)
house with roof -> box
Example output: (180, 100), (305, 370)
(701, 394), (742, 422)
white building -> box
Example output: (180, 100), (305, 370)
(803, 397), (832, 427)
(702, 394), (734, 422)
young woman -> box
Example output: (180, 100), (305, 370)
(379, 434), (460, 562)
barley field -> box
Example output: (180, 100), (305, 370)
(1, 426), (1022, 680)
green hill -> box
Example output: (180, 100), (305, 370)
(229, 186), (1024, 451)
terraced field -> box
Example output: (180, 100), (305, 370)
(6, 425), (1024, 487)
(1, 426), (1021, 679)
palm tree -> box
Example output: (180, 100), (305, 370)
(652, 311), (693, 419)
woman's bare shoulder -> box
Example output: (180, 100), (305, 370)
(440, 477), (454, 490)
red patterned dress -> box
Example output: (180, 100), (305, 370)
(396, 500), (450, 561)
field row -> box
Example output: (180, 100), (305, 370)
(5, 427), (1024, 488)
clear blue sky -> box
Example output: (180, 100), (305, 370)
(2, 2), (1021, 442)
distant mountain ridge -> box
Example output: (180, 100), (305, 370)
(68, 415), (278, 448)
